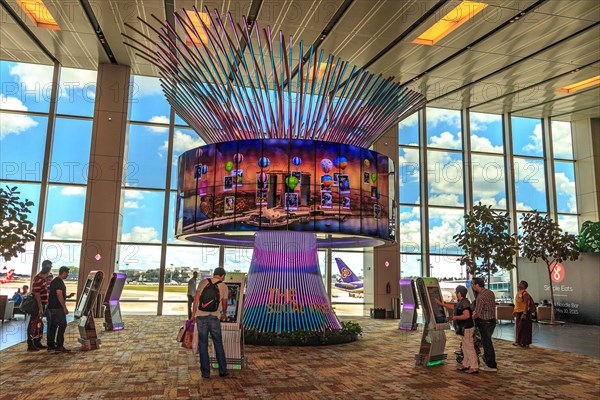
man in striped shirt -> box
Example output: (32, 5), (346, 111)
(472, 277), (497, 372)
(28, 261), (52, 351)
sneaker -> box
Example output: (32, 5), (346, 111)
(465, 369), (479, 374)
(35, 343), (47, 349)
(480, 365), (497, 372)
(54, 346), (71, 352)
(47, 346), (57, 352)
(27, 346), (40, 352)
(512, 342), (520, 346)
(456, 366), (469, 371)
(201, 375), (210, 379)
(219, 372), (229, 377)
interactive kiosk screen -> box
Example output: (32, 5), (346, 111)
(427, 286), (447, 324)
(225, 283), (242, 323)
(75, 276), (95, 318)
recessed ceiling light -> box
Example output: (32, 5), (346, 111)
(308, 62), (328, 83)
(413, 1), (488, 46)
(556, 75), (600, 93)
(16, 0), (60, 30)
(184, 10), (211, 45)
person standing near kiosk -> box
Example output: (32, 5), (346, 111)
(194, 268), (229, 379)
(187, 271), (198, 320)
(471, 277), (497, 372)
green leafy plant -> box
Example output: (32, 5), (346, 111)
(453, 203), (518, 283)
(578, 220), (600, 253)
(1, 186), (36, 262)
(520, 212), (580, 324)
(244, 321), (362, 346)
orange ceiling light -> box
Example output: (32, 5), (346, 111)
(556, 75), (600, 93)
(184, 10), (211, 45)
(16, 0), (60, 30)
(413, 1), (488, 46)
(308, 62), (328, 83)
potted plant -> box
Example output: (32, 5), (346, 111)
(578, 220), (600, 253)
(519, 212), (579, 324)
(1, 186), (36, 262)
(454, 203), (519, 283)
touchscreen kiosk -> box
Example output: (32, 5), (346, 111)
(415, 277), (450, 366)
(103, 272), (127, 331)
(399, 279), (418, 331)
(208, 275), (246, 370)
(75, 271), (104, 350)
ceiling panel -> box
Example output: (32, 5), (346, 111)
(0, 8), (51, 65)
(1, 0), (598, 119)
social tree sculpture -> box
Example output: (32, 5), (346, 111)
(124, 7), (425, 334)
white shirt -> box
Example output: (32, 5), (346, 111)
(187, 277), (197, 296)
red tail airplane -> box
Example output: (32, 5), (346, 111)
(0, 269), (15, 284)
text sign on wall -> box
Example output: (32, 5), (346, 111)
(518, 254), (600, 325)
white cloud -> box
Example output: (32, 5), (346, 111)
(59, 68), (97, 100)
(428, 209), (464, 253)
(515, 159), (545, 193)
(471, 154), (506, 202)
(554, 172), (577, 213)
(551, 121), (573, 159)
(124, 201), (140, 209)
(165, 129), (206, 153)
(9, 63), (53, 92)
(428, 193), (462, 204)
(426, 108), (461, 129)
(469, 112), (500, 132)
(558, 216), (579, 235)
(523, 123), (543, 154)
(427, 149), (464, 199)
(131, 75), (164, 97)
(61, 187), (86, 196)
(398, 112), (418, 129)
(44, 221), (83, 240)
(147, 115), (169, 133)
(121, 226), (160, 243)
(429, 131), (462, 149)
(0, 96), (38, 139)
(471, 134), (503, 153)
(125, 191), (145, 200)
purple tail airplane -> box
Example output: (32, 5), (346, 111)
(334, 258), (364, 293)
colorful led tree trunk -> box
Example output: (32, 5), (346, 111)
(243, 231), (341, 333)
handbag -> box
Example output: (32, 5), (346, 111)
(181, 319), (195, 349)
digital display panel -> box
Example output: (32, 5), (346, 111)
(177, 139), (392, 241)
(427, 286), (448, 324)
(74, 278), (94, 318)
(224, 282), (242, 323)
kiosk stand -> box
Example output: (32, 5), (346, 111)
(103, 272), (127, 331)
(415, 277), (450, 366)
(74, 271), (104, 350)
(209, 275), (246, 370)
(399, 279), (418, 331)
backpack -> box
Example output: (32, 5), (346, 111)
(198, 279), (221, 312)
(525, 291), (535, 313)
(20, 294), (38, 315)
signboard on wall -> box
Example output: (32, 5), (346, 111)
(517, 253), (600, 325)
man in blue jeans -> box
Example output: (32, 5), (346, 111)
(471, 277), (497, 371)
(47, 266), (71, 352)
(194, 267), (229, 379)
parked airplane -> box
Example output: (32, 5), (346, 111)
(0, 269), (15, 284)
(334, 258), (363, 293)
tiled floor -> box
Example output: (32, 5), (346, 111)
(0, 316), (599, 399)
(2, 314), (599, 357)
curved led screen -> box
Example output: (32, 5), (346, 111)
(175, 139), (393, 243)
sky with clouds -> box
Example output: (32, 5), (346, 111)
(1, 61), (579, 280)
